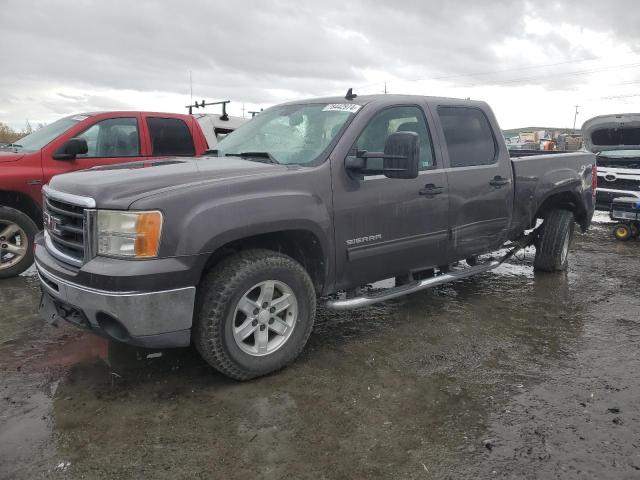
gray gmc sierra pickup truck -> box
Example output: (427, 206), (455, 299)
(35, 94), (596, 379)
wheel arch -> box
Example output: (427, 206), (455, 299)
(0, 190), (43, 228)
(533, 188), (588, 231)
(200, 228), (328, 295)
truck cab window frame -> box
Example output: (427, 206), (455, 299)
(354, 105), (436, 173)
(76, 117), (140, 159)
(437, 106), (498, 168)
(147, 117), (196, 156)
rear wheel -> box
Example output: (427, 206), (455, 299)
(613, 223), (632, 241)
(0, 207), (38, 279)
(193, 249), (316, 380)
(534, 209), (575, 272)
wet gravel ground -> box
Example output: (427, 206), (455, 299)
(1, 214), (639, 479)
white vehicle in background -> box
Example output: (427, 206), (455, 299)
(583, 114), (640, 210)
(194, 113), (247, 148)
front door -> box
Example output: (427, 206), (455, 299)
(332, 104), (450, 289)
(43, 116), (144, 183)
(436, 106), (513, 259)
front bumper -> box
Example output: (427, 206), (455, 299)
(35, 253), (196, 349)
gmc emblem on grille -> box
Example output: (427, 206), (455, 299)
(43, 212), (63, 235)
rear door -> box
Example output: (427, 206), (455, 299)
(332, 104), (450, 288)
(436, 105), (513, 259)
(143, 116), (197, 157)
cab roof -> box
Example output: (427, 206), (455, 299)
(278, 93), (490, 110)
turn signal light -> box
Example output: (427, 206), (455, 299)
(134, 212), (163, 257)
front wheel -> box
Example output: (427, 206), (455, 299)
(193, 249), (316, 380)
(0, 207), (38, 279)
(534, 209), (575, 272)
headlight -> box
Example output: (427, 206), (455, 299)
(97, 210), (163, 258)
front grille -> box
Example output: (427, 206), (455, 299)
(42, 188), (95, 266)
(597, 158), (640, 169)
(597, 176), (640, 191)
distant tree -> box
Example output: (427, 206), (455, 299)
(0, 120), (46, 144)
(0, 122), (22, 143)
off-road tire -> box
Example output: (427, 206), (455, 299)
(0, 206), (38, 279)
(533, 209), (575, 272)
(193, 249), (316, 380)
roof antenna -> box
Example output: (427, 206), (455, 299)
(345, 88), (357, 101)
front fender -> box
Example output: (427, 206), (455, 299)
(184, 190), (332, 256)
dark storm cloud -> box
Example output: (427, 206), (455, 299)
(0, 0), (637, 123)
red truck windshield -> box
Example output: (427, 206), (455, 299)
(11, 116), (84, 152)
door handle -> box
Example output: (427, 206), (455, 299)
(419, 184), (444, 196)
(489, 176), (511, 188)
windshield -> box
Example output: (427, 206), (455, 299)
(11, 116), (85, 152)
(213, 103), (360, 165)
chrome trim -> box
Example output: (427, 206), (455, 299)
(42, 184), (96, 208)
(84, 209), (97, 262)
(36, 260), (196, 338)
(44, 230), (83, 267)
(37, 260), (183, 296)
(326, 260), (500, 310)
(597, 188), (640, 197)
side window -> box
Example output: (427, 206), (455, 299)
(437, 107), (496, 167)
(147, 117), (195, 156)
(355, 106), (435, 171)
(76, 118), (139, 158)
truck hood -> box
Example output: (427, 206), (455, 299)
(0, 151), (25, 164)
(48, 157), (285, 207)
(583, 114), (640, 153)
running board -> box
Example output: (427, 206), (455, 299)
(325, 260), (501, 310)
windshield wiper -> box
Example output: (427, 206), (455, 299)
(204, 149), (219, 156)
(225, 151), (280, 164)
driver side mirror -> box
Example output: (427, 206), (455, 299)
(345, 131), (420, 179)
(382, 131), (420, 179)
(52, 137), (88, 161)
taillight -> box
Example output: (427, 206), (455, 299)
(592, 164), (597, 197)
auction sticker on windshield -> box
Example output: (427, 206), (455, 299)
(322, 104), (362, 113)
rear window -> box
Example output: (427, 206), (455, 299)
(147, 117), (195, 156)
(437, 106), (496, 167)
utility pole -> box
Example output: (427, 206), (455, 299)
(384, 81), (387, 94)
(573, 105), (580, 130)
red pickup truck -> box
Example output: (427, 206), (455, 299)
(0, 111), (215, 278)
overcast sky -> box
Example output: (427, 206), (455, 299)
(2, 0), (640, 130)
